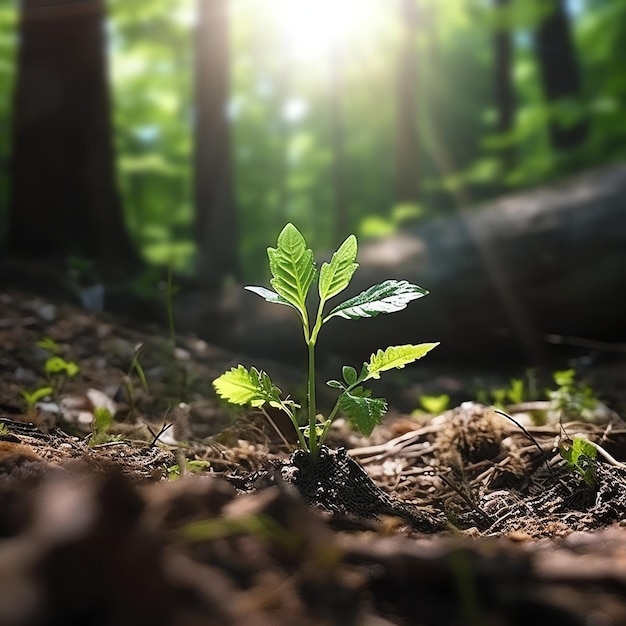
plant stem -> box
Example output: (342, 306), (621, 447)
(307, 339), (318, 459)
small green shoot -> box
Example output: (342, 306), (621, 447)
(416, 394), (450, 415)
(213, 223), (438, 460)
(89, 407), (113, 446)
(36, 336), (61, 354)
(19, 386), (54, 414)
(167, 459), (212, 480)
(123, 343), (149, 420)
(548, 369), (598, 422)
(44, 356), (80, 379)
(559, 436), (597, 486)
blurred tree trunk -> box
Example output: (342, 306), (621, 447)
(534, 0), (588, 151)
(394, 0), (419, 204)
(329, 48), (348, 244)
(7, 0), (139, 279)
(193, 0), (240, 284)
(493, 0), (515, 167)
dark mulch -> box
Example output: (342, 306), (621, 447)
(1, 289), (626, 624)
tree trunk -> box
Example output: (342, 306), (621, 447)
(534, 0), (588, 151)
(7, 0), (139, 279)
(193, 0), (240, 284)
(493, 0), (515, 167)
(394, 0), (420, 204)
(328, 48), (348, 245)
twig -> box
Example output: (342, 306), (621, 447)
(439, 472), (492, 525)
(148, 421), (174, 448)
(259, 406), (292, 450)
(494, 409), (553, 475)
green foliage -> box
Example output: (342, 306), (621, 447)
(44, 356), (80, 379)
(3, 0), (625, 275)
(213, 224), (438, 458)
(478, 369), (539, 408)
(364, 344), (439, 381)
(167, 459), (211, 480)
(559, 437), (597, 486)
(19, 386), (54, 414)
(417, 394), (451, 415)
(325, 280), (428, 322)
(36, 336), (61, 354)
(90, 407), (114, 447)
(214, 365), (285, 409)
(548, 369), (598, 422)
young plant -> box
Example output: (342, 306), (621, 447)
(548, 369), (598, 422)
(89, 407), (114, 447)
(559, 436), (597, 486)
(416, 394), (451, 415)
(213, 223), (438, 460)
(19, 386), (54, 415)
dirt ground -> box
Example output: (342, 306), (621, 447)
(1, 289), (626, 625)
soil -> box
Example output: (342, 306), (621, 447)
(1, 288), (626, 625)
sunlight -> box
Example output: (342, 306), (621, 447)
(264, 0), (379, 63)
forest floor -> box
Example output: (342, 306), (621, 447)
(1, 289), (626, 625)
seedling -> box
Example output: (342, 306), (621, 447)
(35, 337), (80, 396)
(167, 459), (212, 480)
(123, 343), (149, 420)
(213, 223), (438, 460)
(559, 436), (597, 486)
(19, 386), (54, 415)
(89, 407), (114, 446)
(416, 394), (450, 415)
(548, 369), (598, 422)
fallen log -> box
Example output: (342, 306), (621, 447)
(185, 162), (626, 368)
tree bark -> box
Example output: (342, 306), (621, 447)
(193, 0), (240, 284)
(534, 0), (588, 151)
(7, 0), (139, 279)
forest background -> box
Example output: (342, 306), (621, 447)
(0, 0), (625, 369)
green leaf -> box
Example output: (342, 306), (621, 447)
(93, 406), (112, 433)
(419, 394), (450, 414)
(560, 437), (597, 485)
(45, 356), (79, 377)
(342, 365), (358, 385)
(326, 379), (344, 389)
(562, 437), (597, 465)
(326, 280), (428, 321)
(365, 343), (439, 380)
(20, 386), (53, 406)
(213, 365), (282, 408)
(318, 235), (358, 303)
(36, 336), (60, 354)
(339, 387), (387, 436)
(244, 286), (296, 310)
(267, 223), (316, 315)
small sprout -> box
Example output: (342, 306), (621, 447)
(45, 356), (79, 378)
(19, 386), (54, 414)
(213, 223), (438, 460)
(559, 437), (597, 486)
(167, 459), (211, 480)
(548, 369), (598, 422)
(418, 394), (450, 415)
(90, 406), (113, 446)
(36, 336), (61, 354)
(507, 378), (525, 405)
